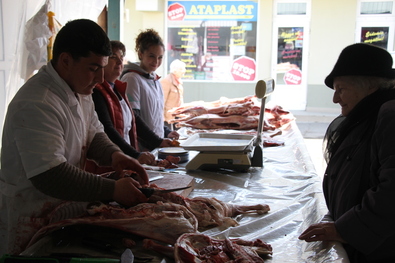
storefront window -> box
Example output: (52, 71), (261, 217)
(360, 1), (393, 14)
(277, 3), (307, 15)
(360, 26), (389, 48)
(166, 1), (258, 81)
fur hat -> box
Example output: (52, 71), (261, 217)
(325, 43), (395, 89)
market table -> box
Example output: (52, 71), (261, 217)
(19, 120), (349, 263)
(172, 121), (349, 263)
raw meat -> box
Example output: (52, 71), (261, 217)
(148, 190), (270, 229)
(156, 155), (181, 168)
(169, 95), (294, 131)
(174, 233), (273, 263)
(175, 114), (270, 131)
(26, 201), (198, 249)
(170, 101), (260, 123)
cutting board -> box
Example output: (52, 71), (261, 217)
(147, 171), (194, 197)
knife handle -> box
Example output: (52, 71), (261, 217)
(138, 188), (155, 198)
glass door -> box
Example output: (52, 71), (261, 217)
(270, 1), (311, 110)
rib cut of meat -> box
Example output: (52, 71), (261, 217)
(174, 233), (273, 263)
(169, 95), (294, 131)
(27, 201), (198, 249)
(176, 114), (259, 130)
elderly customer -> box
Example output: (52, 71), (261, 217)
(161, 59), (186, 128)
(299, 43), (395, 262)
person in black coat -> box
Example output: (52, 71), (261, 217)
(299, 43), (395, 262)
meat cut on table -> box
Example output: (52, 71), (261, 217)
(168, 95), (294, 131)
(148, 188), (270, 229)
(26, 184), (271, 261)
(27, 200), (198, 248)
(174, 233), (273, 263)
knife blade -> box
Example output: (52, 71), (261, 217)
(138, 186), (192, 197)
(148, 175), (164, 182)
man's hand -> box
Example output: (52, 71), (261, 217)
(299, 222), (347, 243)
(113, 177), (148, 207)
(111, 151), (149, 186)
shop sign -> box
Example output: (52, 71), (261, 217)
(168, 1), (258, 21)
(231, 56), (256, 81)
(283, 69), (302, 85)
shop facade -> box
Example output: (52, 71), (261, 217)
(124, 0), (395, 112)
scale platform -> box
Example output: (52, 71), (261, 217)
(181, 133), (261, 171)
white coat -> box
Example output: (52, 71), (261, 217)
(0, 61), (104, 254)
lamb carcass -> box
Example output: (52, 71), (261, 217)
(148, 189), (270, 229)
(26, 201), (198, 249)
(174, 233), (273, 263)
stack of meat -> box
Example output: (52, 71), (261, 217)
(168, 95), (294, 131)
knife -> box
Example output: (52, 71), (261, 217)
(138, 186), (191, 197)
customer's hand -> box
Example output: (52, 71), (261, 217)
(113, 177), (148, 207)
(111, 151), (149, 185)
(167, 130), (180, 140)
(137, 152), (156, 165)
(298, 222), (347, 243)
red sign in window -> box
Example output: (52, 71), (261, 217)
(283, 69), (302, 85)
(168, 3), (186, 21)
(231, 56), (256, 81)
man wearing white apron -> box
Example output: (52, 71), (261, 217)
(0, 19), (149, 255)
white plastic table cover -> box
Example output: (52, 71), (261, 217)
(21, 121), (349, 262)
(174, 121), (349, 263)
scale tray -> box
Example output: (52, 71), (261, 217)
(180, 133), (254, 152)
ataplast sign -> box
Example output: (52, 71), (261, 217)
(167, 1), (258, 21)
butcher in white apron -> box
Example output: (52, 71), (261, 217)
(0, 19), (149, 255)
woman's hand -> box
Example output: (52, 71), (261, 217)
(159, 138), (175, 147)
(137, 152), (156, 165)
(167, 130), (180, 140)
(299, 222), (347, 243)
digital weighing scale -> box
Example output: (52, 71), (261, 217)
(181, 78), (275, 172)
(181, 133), (255, 171)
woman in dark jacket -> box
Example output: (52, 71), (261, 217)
(299, 43), (395, 262)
